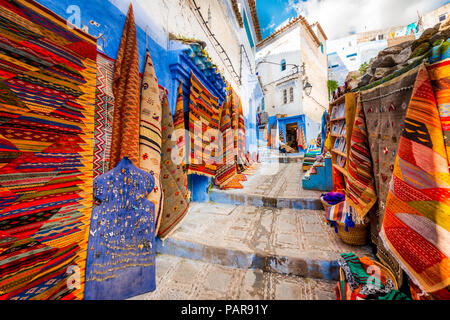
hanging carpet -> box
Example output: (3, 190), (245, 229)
(158, 86), (190, 240)
(187, 72), (220, 178)
(109, 4), (140, 169)
(380, 64), (450, 297)
(0, 0), (97, 299)
(139, 49), (163, 235)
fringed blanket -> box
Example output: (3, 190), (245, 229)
(93, 53), (115, 178)
(187, 72), (220, 177)
(139, 49), (163, 235)
(158, 87), (190, 240)
(380, 64), (450, 296)
(109, 4), (141, 169)
(0, 0), (97, 299)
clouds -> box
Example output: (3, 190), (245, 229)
(284, 0), (448, 40)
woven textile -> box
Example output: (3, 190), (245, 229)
(428, 58), (450, 164)
(380, 64), (450, 295)
(93, 53), (115, 178)
(360, 67), (419, 285)
(109, 4), (140, 169)
(187, 72), (220, 177)
(158, 87), (190, 240)
(297, 125), (306, 150)
(215, 87), (238, 188)
(139, 49), (162, 235)
(84, 157), (156, 300)
(326, 201), (347, 223)
(0, 0), (97, 299)
(345, 93), (377, 217)
(173, 82), (187, 167)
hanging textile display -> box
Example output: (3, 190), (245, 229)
(297, 125), (307, 150)
(236, 98), (247, 173)
(93, 53), (115, 178)
(84, 157), (156, 300)
(139, 49), (163, 235)
(158, 87), (190, 240)
(173, 82), (187, 167)
(345, 93), (377, 218)
(428, 58), (450, 163)
(215, 87), (238, 189)
(0, 0), (97, 299)
(187, 72), (220, 177)
(360, 66), (419, 284)
(380, 64), (450, 297)
(109, 4), (141, 169)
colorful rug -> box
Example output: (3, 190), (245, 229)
(428, 58), (450, 165)
(215, 87), (238, 188)
(360, 66), (419, 286)
(158, 86), (190, 240)
(173, 82), (187, 168)
(297, 125), (307, 150)
(326, 201), (347, 223)
(0, 0), (97, 299)
(84, 157), (156, 300)
(93, 53), (115, 178)
(109, 4), (140, 169)
(380, 64), (450, 295)
(187, 72), (220, 177)
(139, 49), (163, 235)
(345, 93), (377, 218)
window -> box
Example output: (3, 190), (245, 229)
(440, 14), (447, 22)
(283, 89), (287, 104)
(320, 42), (324, 54)
(289, 87), (294, 102)
(348, 41), (352, 47)
(378, 34), (384, 40)
(281, 59), (286, 71)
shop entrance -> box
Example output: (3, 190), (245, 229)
(285, 122), (299, 152)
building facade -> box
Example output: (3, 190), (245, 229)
(255, 16), (328, 151)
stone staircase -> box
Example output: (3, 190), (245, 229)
(130, 157), (373, 300)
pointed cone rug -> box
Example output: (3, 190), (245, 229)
(158, 88), (190, 240)
(110, 4), (141, 168)
(139, 49), (163, 235)
(173, 82), (187, 168)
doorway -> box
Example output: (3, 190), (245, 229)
(285, 122), (299, 153)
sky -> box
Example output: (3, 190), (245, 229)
(256, 0), (450, 40)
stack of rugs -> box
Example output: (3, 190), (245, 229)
(336, 253), (410, 300)
(302, 148), (322, 171)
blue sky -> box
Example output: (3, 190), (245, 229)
(256, 0), (450, 40)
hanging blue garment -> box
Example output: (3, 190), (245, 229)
(84, 157), (156, 300)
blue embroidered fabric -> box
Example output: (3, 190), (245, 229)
(84, 157), (156, 300)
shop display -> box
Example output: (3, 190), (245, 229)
(0, 0), (97, 300)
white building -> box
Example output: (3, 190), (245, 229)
(255, 16), (328, 150)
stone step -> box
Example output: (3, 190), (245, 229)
(155, 203), (374, 282)
(128, 253), (336, 300)
(209, 189), (323, 210)
(209, 162), (324, 210)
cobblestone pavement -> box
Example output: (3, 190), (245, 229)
(169, 203), (373, 263)
(129, 254), (336, 300)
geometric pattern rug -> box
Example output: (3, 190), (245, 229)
(0, 0), (97, 299)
